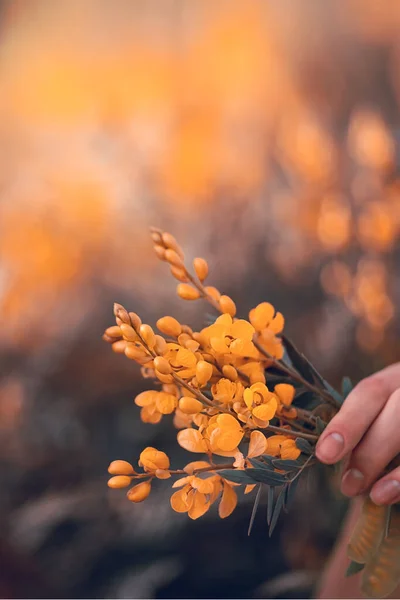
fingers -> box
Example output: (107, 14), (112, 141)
(370, 466), (400, 505)
(315, 375), (392, 464)
(340, 388), (400, 497)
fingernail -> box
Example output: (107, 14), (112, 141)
(341, 468), (365, 496)
(316, 432), (344, 462)
(370, 480), (400, 505)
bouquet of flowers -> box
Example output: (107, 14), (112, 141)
(103, 228), (400, 599)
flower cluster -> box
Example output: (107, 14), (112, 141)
(103, 228), (337, 522)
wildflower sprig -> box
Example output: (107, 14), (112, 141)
(103, 227), (347, 529)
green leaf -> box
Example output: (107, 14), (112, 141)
(285, 475), (301, 509)
(281, 336), (316, 384)
(271, 458), (301, 471)
(247, 484), (262, 536)
(246, 468), (287, 486)
(315, 416), (327, 435)
(248, 456), (275, 469)
(218, 470), (256, 485)
(283, 336), (344, 405)
(267, 485), (274, 526)
(269, 486), (286, 536)
(295, 437), (314, 455)
(345, 560), (365, 577)
(341, 376), (353, 399)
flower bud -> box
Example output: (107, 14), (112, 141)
(105, 325), (122, 338)
(129, 312), (142, 330)
(177, 284), (201, 300)
(120, 324), (138, 341)
(204, 286), (221, 301)
(108, 460), (135, 475)
(125, 343), (147, 361)
(165, 248), (184, 268)
(162, 232), (184, 259)
(139, 324), (156, 349)
(126, 480), (152, 503)
(156, 316), (182, 338)
(108, 475), (132, 489)
(170, 265), (189, 282)
(154, 335), (167, 355)
(153, 356), (172, 375)
(112, 340), (127, 354)
(222, 365), (238, 381)
(219, 295), (237, 317)
(154, 245), (167, 260)
(193, 257), (209, 281)
(179, 397), (203, 414)
(195, 361), (213, 386)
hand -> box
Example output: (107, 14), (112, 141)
(315, 363), (400, 506)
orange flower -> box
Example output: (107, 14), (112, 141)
(211, 378), (243, 404)
(249, 302), (284, 359)
(170, 474), (215, 519)
(243, 382), (278, 423)
(134, 390), (178, 423)
(139, 447), (170, 471)
(170, 472), (236, 520)
(199, 314), (258, 358)
(280, 439), (301, 460)
(205, 414), (244, 454)
(265, 434), (300, 459)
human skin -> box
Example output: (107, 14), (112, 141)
(315, 363), (400, 598)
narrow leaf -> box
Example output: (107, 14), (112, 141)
(346, 560), (365, 577)
(218, 469), (256, 485)
(295, 438), (314, 455)
(285, 474), (301, 510)
(315, 416), (327, 435)
(271, 458), (301, 471)
(246, 468), (287, 486)
(267, 485), (274, 526)
(269, 486), (286, 536)
(247, 484), (262, 536)
(248, 456), (275, 469)
(281, 336), (316, 384)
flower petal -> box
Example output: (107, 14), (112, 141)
(177, 428), (208, 453)
(230, 319), (255, 342)
(156, 392), (178, 414)
(188, 491), (210, 519)
(247, 431), (268, 458)
(274, 383), (295, 407)
(170, 486), (190, 512)
(252, 397), (277, 421)
(218, 482), (238, 518)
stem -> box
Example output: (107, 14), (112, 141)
(169, 462), (234, 476)
(266, 424), (318, 442)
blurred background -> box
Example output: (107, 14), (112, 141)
(1, 0), (400, 597)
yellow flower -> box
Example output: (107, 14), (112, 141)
(177, 428), (208, 453)
(280, 439), (301, 460)
(249, 302), (284, 359)
(265, 434), (300, 459)
(139, 447), (170, 471)
(274, 383), (295, 406)
(199, 314), (258, 359)
(243, 382), (278, 422)
(205, 414), (244, 454)
(211, 378), (243, 404)
(170, 472), (236, 520)
(134, 390), (178, 423)
(170, 475), (215, 519)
